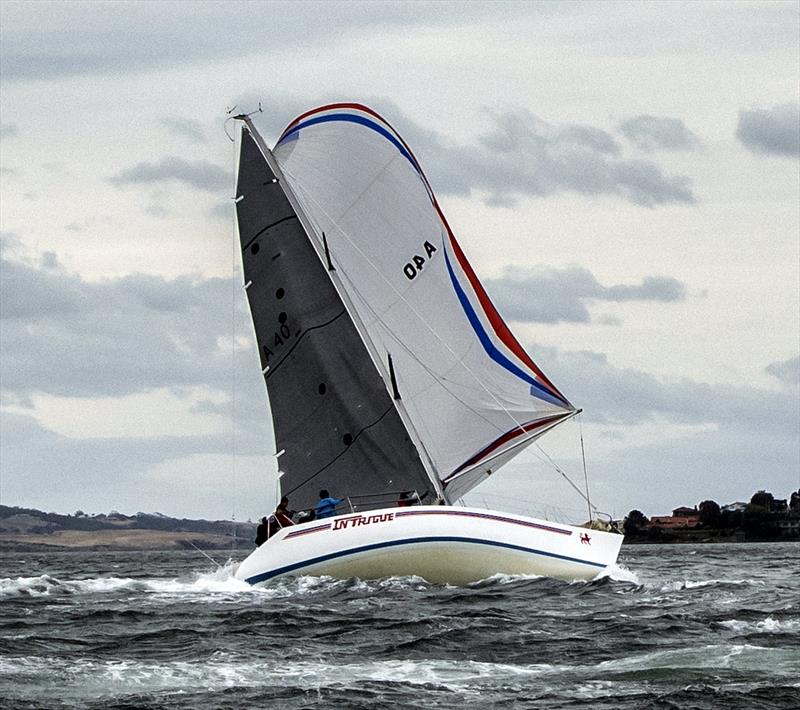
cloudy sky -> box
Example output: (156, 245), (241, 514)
(1, 0), (798, 522)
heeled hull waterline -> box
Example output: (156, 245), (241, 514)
(236, 506), (623, 586)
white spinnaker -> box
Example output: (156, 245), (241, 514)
(273, 106), (572, 494)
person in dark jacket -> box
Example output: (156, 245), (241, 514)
(315, 489), (344, 519)
(255, 516), (269, 546)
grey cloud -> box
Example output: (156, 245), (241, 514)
(0, 251), (265, 406)
(0, 249), (280, 518)
(736, 103), (800, 157)
(0, 1), (529, 82)
(108, 157), (228, 192)
(3, 2), (795, 85)
(618, 115), (698, 152)
(190, 399), (231, 416)
(0, 410), (272, 519)
(0, 254), (84, 319)
(537, 345), (798, 441)
(0, 122), (18, 138)
(160, 117), (207, 143)
(411, 109), (695, 207)
(766, 355), (800, 388)
(484, 266), (687, 324)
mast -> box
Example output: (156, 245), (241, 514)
(236, 116), (447, 502)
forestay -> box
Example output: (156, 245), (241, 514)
(235, 127), (433, 509)
(272, 104), (575, 502)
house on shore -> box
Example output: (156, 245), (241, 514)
(650, 506), (701, 529)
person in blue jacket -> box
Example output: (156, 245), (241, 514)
(316, 489), (344, 519)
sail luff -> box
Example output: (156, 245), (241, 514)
(239, 117), (446, 501)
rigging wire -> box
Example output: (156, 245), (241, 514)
(229, 118), (239, 554)
(578, 413), (593, 522)
(532, 439), (596, 513)
(187, 540), (224, 569)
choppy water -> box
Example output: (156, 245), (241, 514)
(1, 543), (798, 709)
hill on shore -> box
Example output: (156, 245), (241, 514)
(0, 505), (256, 551)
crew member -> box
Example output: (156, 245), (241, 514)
(255, 516), (269, 546)
(316, 489), (344, 519)
(275, 496), (295, 527)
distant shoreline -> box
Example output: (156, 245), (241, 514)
(2, 503), (797, 553)
(622, 537), (797, 545)
(0, 530), (255, 552)
(2, 529), (796, 553)
(0, 504), (256, 552)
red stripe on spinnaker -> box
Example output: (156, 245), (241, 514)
(433, 201), (568, 404)
(448, 414), (569, 478)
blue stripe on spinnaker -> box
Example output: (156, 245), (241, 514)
(442, 244), (567, 408)
(244, 535), (605, 584)
(277, 113), (422, 175)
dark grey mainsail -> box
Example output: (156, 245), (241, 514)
(235, 126), (433, 509)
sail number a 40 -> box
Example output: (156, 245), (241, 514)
(403, 241), (438, 280)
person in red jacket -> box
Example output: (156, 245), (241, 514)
(274, 496), (295, 528)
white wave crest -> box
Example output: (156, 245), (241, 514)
(0, 561), (272, 600)
(593, 643), (795, 675)
(0, 655), (563, 700)
(595, 563), (640, 585)
(656, 578), (766, 592)
(718, 617), (800, 634)
(4, 645), (797, 702)
(0, 574), (137, 598)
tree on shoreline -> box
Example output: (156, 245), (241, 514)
(698, 500), (721, 528)
(749, 490), (775, 511)
(624, 509), (649, 535)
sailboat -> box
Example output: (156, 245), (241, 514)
(231, 103), (623, 586)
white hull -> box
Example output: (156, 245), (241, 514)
(235, 505), (624, 586)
